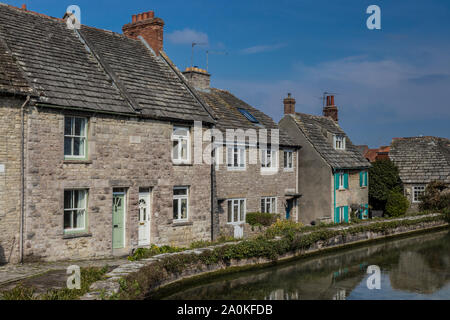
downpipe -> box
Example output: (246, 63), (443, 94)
(20, 96), (31, 264)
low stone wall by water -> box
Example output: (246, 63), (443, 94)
(81, 214), (448, 300)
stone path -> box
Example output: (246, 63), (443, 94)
(0, 258), (129, 289)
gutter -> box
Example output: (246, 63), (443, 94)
(20, 95), (31, 264)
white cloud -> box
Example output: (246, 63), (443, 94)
(240, 43), (287, 55)
(166, 28), (209, 45)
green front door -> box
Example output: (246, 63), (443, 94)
(112, 193), (125, 249)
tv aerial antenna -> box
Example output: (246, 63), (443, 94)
(191, 42), (208, 69)
(322, 91), (339, 107)
(206, 50), (228, 72)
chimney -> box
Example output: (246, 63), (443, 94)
(323, 95), (338, 122)
(21, 4), (27, 10)
(122, 11), (164, 55)
(283, 93), (296, 115)
(182, 67), (211, 90)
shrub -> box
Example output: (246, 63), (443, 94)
(385, 191), (409, 217)
(264, 219), (304, 239)
(369, 159), (403, 210)
(419, 181), (450, 212)
(128, 245), (185, 261)
(246, 212), (279, 227)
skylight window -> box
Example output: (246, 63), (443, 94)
(237, 108), (259, 124)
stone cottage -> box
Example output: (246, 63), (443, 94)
(279, 95), (370, 225)
(389, 136), (450, 212)
(182, 67), (301, 238)
(0, 5), (218, 263)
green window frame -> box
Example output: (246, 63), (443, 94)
(64, 189), (88, 234)
(64, 116), (88, 160)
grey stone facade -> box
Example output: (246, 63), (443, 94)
(1, 104), (214, 263)
(0, 97), (24, 264)
(214, 146), (299, 237)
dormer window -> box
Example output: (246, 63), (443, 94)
(334, 135), (346, 150)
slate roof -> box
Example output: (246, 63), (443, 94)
(293, 112), (370, 170)
(198, 88), (298, 147)
(389, 136), (450, 184)
(0, 4), (215, 123)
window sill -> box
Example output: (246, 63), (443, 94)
(172, 221), (193, 227)
(227, 167), (246, 171)
(63, 232), (92, 239)
(172, 162), (193, 167)
(64, 159), (92, 165)
(283, 168), (294, 172)
(338, 188), (347, 191)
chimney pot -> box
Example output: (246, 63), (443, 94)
(323, 95), (338, 122)
(283, 93), (296, 115)
(123, 10), (165, 55)
(21, 4), (27, 10)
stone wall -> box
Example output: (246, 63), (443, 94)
(81, 214), (448, 300)
(214, 146), (298, 237)
(0, 97), (25, 264)
(20, 106), (212, 262)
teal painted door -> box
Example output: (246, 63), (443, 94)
(112, 193), (125, 249)
(286, 199), (293, 220)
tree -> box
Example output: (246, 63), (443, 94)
(385, 191), (409, 217)
(419, 181), (450, 212)
(369, 159), (403, 211)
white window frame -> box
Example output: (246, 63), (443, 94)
(361, 171), (368, 187)
(338, 173), (345, 190)
(261, 148), (278, 171)
(227, 198), (246, 224)
(227, 143), (246, 170)
(261, 197), (277, 214)
(172, 126), (191, 164)
(64, 116), (87, 159)
(339, 207), (345, 223)
(412, 185), (426, 203)
(64, 189), (88, 233)
(283, 150), (294, 171)
(334, 135), (346, 150)
(173, 187), (189, 222)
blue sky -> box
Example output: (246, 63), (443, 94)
(4, 0), (450, 147)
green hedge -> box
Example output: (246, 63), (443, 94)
(246, 212), (279, 227)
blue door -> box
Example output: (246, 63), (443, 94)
(286, 199), (294, 219)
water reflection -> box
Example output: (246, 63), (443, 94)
(158, 230), (450, 300)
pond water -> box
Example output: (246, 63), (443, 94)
(159, 230), (450, 300)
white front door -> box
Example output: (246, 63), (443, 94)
(138, 191), (151, 246)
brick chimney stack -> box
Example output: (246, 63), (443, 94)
(122, 11), (164, 55)
(182, 67), (211, 90)
(284, 93), (296, 115)
(323, 95), (338, 122)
